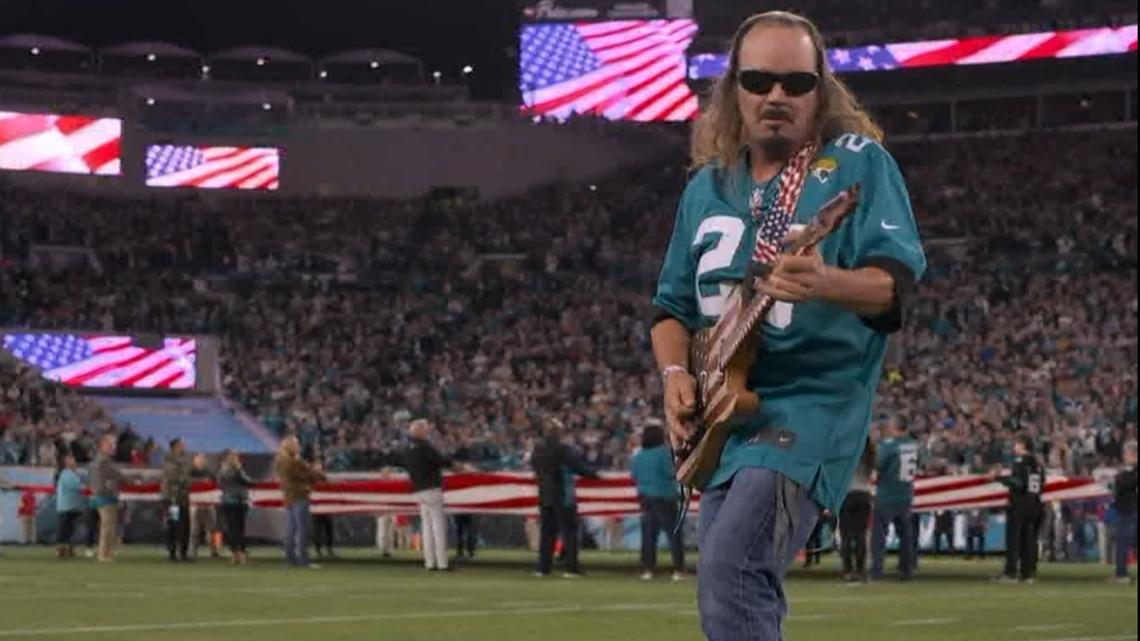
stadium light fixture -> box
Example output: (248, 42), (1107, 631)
(147, 53), (157, 62)
(256, 57), (267, 66)
(30, 47), (40, 56)
(201, 65), (211, 75)
(145, 97), (156, 106)
(318, 69), (328, 79)
(461, 65), (474, 75)
(262, 103), (273, 111)
(370, 60), (380, 69)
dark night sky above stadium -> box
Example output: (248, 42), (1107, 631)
(0, 0), (524, 98)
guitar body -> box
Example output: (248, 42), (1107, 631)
(672, 185), (862, 491)
(675, 321), (762, 490)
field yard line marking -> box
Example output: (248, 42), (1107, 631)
(787, 614), (834, 622)
(0, 603), (689, 637)
(1013, 624), (1080, 632)
(893, 618), (961, 626)
(0, 592), (146, 601)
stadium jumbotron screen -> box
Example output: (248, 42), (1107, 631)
(0, 111), (121, 175)
(2, 333), (197, 390)
(519, 19), (700, 122)
(145, 144), (281, 190)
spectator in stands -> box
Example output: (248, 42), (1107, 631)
(217, 449), (254, 565)
(160, 439), (192, 562)
(54, 454), (85, 558)
(90, 434), (125, 562)
(275, 435), (326, 569)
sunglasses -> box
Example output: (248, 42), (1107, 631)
(736, 70), (819, 97)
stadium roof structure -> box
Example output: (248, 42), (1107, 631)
(211, 46), (312, 64)
(100, 41), (203, 60)
(319, 48), (422, 66)
(0, 33), (90, 53)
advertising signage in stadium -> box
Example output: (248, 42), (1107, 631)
(520, 19), (699, 122)
(145, 144), (280, 191)
(688, 24), (1139, 80)
(523, 0), (687, 22)
(2, 333), (197, 390)
(0, 111), (121, 176)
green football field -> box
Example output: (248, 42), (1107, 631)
(0, 547), (1134, 641)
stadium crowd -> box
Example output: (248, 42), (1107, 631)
(0, 127), (1136, 478)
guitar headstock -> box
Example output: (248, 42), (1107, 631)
(786, 184), (861, 253)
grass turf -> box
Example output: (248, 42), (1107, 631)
(0, 547), (1134, 641)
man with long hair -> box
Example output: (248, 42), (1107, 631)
(651, 11), (926, 640)
(274, 435), (326, 569)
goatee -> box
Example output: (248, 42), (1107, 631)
(758, 134), (795, 162)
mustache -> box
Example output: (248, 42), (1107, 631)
(760, 106), (795, 122)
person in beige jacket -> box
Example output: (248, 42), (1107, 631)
(274, 436), (326, 568)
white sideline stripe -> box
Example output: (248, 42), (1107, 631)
(1013, 624), (1080, 632)
(973, 636), (1136, 641)
(0, 603), (689, 637)
(893, 617), (961, 626)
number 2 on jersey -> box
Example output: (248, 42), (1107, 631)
(692, 216), (795, 329)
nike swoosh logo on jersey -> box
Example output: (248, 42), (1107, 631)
(881, 221), (901, 230)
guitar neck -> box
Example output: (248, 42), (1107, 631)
(717, 239), (825, 368)
(716, 185), (861, 368)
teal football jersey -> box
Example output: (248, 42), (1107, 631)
(653, 134), (927, 513)
(876, 436), (919, 506)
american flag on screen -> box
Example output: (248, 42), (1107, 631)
(688, 24), (1138, 80)
(2, 334), (197, 390)
(0, 112), (121, 175)
(520, 19), (700, 122)
(828, 24), (1138, 72)
(145, 144), (280, 190)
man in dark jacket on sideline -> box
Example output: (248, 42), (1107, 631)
(161, 438), (193, 562)
(532, 418), (599, 578)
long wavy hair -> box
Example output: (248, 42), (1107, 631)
(690, 11), (883, 170)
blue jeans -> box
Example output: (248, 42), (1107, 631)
(871, 500), (914, 579)
(697, 467), (820, 641)
(1115, 512), (1137, 578)
(284, 501), (311, 566)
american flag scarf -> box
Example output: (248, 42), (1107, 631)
(750, 142), (818, 266)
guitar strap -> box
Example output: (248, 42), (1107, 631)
(749, 142), (819, 267)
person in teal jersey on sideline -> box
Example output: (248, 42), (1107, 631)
(871, 417), (920, 580)
(650, 11), (926, 640)
(630, 422), (686, 581)
(55, 454), (86, 558)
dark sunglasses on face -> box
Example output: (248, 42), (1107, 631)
(736, 70), (819, 97)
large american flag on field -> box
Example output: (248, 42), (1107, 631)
(520, 19), (700, 122)
(12, 471), (1110, 516)
(2, 333), (197, 390)
(0, 112), (121, 175)
(145, 144), (280, 190)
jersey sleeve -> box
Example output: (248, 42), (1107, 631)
(651, 181), (701, 330)
(844, 145), (928, 333)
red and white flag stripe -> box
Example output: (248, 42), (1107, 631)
(0, 111), (121, 175)
(15, 472), (1107, 517)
